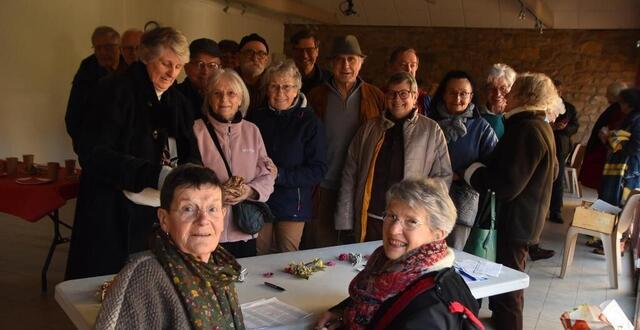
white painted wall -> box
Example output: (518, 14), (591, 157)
(0, 0), (284, 163)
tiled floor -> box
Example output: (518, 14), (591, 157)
(480, 186), (637, 330)
(0, 187), (636, 329)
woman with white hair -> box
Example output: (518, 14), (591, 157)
(193, 68), (275, 258)
(479, 63), (517, 139)
(248, 60), (327, 254)
(464, 72), (558, 330)
(67, 26), (202, 280)
(316, 178), (481, 329)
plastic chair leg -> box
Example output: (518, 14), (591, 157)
(600, 234), (618, 289)
(560, 229), (579, 278)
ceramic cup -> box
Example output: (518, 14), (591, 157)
(47, 162), (59, 181)
(23, 154), (34, 173)
(6, 157), (18, 176)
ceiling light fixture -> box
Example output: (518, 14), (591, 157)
(518, 3), (526, 20)
(339, 0), (357, 16)
(222, 0), (230, 13)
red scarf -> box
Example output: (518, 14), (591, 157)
(342, 239), (448, 329)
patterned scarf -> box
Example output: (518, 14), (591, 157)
(151, 229), (245, 330)
(343, 239), (449, 329)
(436, 103), (475, 143)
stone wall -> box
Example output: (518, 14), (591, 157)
(285, 24), (640, 144)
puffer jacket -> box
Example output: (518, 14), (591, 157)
(193, 113), (275, 243)
(247, 94), (327, 221)
(335, 111), (452, 242)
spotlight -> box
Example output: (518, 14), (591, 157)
(223, 0), (230, 13)
(339, 0), (357, 16)
(518, 3), (526, 20)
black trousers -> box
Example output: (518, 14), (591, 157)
(549, 150), (566, 217)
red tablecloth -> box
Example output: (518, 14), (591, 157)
(0, 166), (79, 222)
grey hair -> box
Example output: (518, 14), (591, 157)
(386, 71), (418, 93)
(91, 26), (120, 44)
(510, 72), (559, 115)
(486, 63), (516, 88)
(385, 178), (456, 237)
(202, 68), (250, 117)
(260, 60), (303, 93)
(607, 82), (629, 101)
(547, 95), (566, 122)
(138, 27), (189, 64)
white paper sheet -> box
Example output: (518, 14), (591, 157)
(241, 297), (311, 329)
(590, 199), (622, 214)
(454, 258), (503, 281)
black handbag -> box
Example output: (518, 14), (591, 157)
(205, 122), (272, 235)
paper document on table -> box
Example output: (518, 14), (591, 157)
(590, 199), (622, 214)
(241, 297), (311, 329)
(455, 258), (502, 279)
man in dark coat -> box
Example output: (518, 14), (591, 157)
(65, 27), (201, 280)
(549, 80), (579, 223)
(65, 26), (126, 154)
(176, 38), (222, 120)
(289, 29), (331, 95)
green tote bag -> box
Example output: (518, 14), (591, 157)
(463, 190), (497, 262)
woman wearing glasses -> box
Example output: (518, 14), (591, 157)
(335, 72), (452, 243)
(316, 178), (481, 330)
(95, 165), (245, 329)
(193, 68), (275, 258)
(247, 60), (327, 254)
(429, 70), (498, 250)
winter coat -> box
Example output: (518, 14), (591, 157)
(335, 111), (452, 242)
(193, 113), (275, 243)
(247, 95), (327, 221)
(66, 62), (201, 280)
(466, 107), (557, 245)
(65, 54), (126, 153)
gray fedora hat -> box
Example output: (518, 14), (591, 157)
(328, 34), (365, 58)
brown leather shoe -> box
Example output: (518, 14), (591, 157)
(529, 245), (555, 261)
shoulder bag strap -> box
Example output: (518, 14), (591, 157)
(204, 121), (233, 178)
(489, 191), (496, 230)
(374, 276), (436, 330)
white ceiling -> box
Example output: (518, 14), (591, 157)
(294, 0), (640, 29)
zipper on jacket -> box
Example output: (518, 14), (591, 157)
(226, 125), (232, 166)
(297, 188), (302, 213)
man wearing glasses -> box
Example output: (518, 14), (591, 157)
(387, 47), (432, 115)
(177, 38), (222, 120)
(120, 28), (143, 65)
(65, 25), (126, 154)
(238, 33), (270, 116)
(289, 29), (331, 95)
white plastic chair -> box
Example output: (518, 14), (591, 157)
(559, 194), (640, 289)
(563, 144), (585, 198)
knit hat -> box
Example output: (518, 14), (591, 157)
(328, 34), (365, 58)
(189, 38), (222, 58)
(239, 33), (269, 54)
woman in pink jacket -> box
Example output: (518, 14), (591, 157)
(193, 68), (275, 257)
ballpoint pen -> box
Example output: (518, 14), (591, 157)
(456, 267), (478, 281)
(264, 281), (286, 291)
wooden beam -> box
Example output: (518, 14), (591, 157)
(521, 0), (554, 28)
(233, 0), (338, 24)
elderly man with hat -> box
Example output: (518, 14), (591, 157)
(305, 34), (385, 248)
(238, 33), (270, 116)
(176, 38), (222, 120)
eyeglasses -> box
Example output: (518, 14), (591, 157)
(93, 43), (119, 52)
(212, 90), (239, 99)
(385, 89), (414, 100)
(268, 84), (297, 93)
(447, 91), (473, 99)
(293, 47), (318, 54)
(241, 49), (268, 60)
(488, 85), (510, 95)
(382, 212), (425, 231)
(172, 204), (220, 222)
(191, 60), (221, 71)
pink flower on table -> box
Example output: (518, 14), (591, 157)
(338, 253), (349, 261)
(262, 272), (274, 278)
(326, 260), (336, 266)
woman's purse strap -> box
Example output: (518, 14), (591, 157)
(205, 121), (233, 178)
(489, 191), (495, 230)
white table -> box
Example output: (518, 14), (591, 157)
(55, 241), (529, 329)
